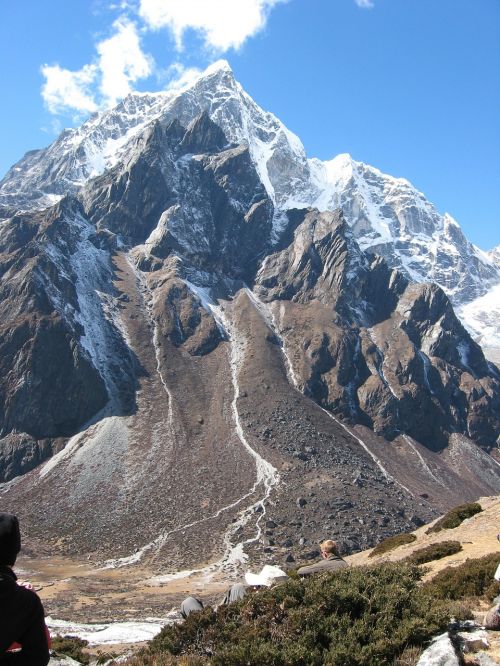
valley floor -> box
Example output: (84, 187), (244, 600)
(15, 496), (500, 656)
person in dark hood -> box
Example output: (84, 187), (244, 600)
(0, 513), (50, 666)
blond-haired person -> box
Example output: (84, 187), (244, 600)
(297, 540), (348, 577)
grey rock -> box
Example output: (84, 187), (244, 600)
(483, 604), (500, 630)
(416, 632), (460, 666)
(49, 654), (83, 666)
(457, 629), (490, 652)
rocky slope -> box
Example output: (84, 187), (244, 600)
(0, 63), (499, 575)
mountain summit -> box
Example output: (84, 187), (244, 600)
(0, 62), (498, 572)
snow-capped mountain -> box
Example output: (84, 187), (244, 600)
(2, 60), (498, 309)
(0, 61), (499, 571)
(307, 155), (499, 304)
(488, 245), (500, 267)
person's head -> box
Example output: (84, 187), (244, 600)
(320, 539), (339, 558)
(0, 513), (21, 567)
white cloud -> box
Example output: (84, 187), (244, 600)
(97, 18), (153, 105)
(41, 63), (99, 116)
(163, 62), (203, 91)
(354, 0), (374, 7)
(138, 0), (285, 51)
(41, 18), (153, 116)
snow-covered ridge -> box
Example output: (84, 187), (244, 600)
(306, 154), (500, 304)
(0, 59), (306, 214)
(1, 59), (498, 313)
(457, 283), (500, 355)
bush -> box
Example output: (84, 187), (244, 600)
(407, 541), (462, 566)
(141, 563), (451, 666)
(392, 645), (423, 666)
(51, 635), (90, 664)
(424, 552), (500, 601)
(369, 533), (417, 558)
(127, 656), (208, 666)
(426, 503), (482, 534)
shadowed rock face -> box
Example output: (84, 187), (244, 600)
(0, 203), (109, 444)
(0, 105), (498, 568)
(254, 209), (500, 451)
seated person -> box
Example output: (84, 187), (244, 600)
(0, 513), (50, 666)
(297, 539), (348, 577)
(180, 596), (204, 619)
(220, 582), (248, 605)
(220, 565), (288, 606)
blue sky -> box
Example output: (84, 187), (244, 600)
(0, 0), (498, 250)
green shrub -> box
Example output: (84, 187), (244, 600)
(407, 541), (462, 566)
(426, 502), (482, 534)
(141, 563), (451, 666)
(127, 655), (208, 665)
(51, 635), (90, 664)
(369, 532), (417, 558)
(392, 645), (423, 665)
(424, 552), (500, 601)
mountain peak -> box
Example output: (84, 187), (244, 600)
(203, 59), (233, 76)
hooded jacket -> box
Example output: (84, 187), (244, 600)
(0, 566), (49, 666)
(0, 515), (20, 568)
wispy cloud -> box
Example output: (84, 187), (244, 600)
(138, 0), (286, 51)
(97, 17), (153, 106)
(41, 63), (99, 116)
(40, 0), (288, 119)
(354, 0), (374, 8)
(41, 18), (153, 116)
(163, 62), (203, 91)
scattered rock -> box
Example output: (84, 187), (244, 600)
(458, 629), (489, 652)
(473, 652), (500, 665)
(410, 515), (425, 527)
(483, 604), (500, 630)
(49, 654), (83, 666)
(296, 497), (307, 508)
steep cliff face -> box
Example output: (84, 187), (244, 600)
(254, 209), (499, 450)
(0, 64), (498, 572)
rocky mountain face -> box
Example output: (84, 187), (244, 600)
(0, 62), (499, 575)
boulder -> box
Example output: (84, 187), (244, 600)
(483, 604), (500, 630)
(416, 632), (460, 666)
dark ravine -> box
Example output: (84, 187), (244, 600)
(0, 64), (499, 572)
